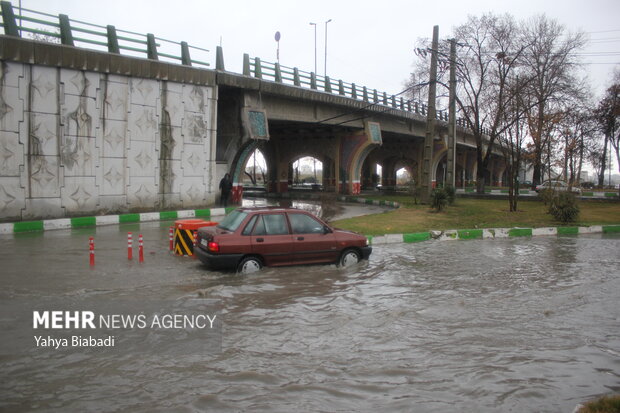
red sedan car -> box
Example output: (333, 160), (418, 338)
(195, 207), (372, 273)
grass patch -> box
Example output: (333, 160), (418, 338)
(331, 196), (620, 236)
(577, 394), (620, 413)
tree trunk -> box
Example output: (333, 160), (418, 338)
(532, 150), (543, 189)
(598, 135), (608, 186)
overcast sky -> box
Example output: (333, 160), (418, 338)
(17, 0), (620, 102)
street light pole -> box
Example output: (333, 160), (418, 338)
(309, 22), (317, 74)
(324, 19), (332, 76)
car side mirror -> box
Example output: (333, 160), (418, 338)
(323, 226), (332, 234)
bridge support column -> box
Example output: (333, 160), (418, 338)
(339, 122), (382, 195)
(232, 185), (243, 204)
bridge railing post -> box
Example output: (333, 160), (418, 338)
(146, 33), (158, 60)
(0, 1), (19, 36)
(106, 25), (120, 53)
(324, 76), (332, 93)
(254, 57), (262, 79)
(293, 68), (301, 86)
(351, 83), (357, 99)
(243, 54), (251, 76)
(275, 62), (282, 82)
(58, 14), (74, 46)
(338, 80), (345, 96)
(310, 72), (317, 90)
(363, 86), (368, 102)
(181, 41), (191, 66)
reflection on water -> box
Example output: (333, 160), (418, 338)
(1, 227), (619, 412)
(241, 196), (342, 221)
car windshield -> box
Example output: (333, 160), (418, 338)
(217, 210), (248, 231)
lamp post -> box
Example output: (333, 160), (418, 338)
(309, 22), (317, 74)
(324, 19), (332, 76)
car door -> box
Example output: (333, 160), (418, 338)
(250, 213), (294, 266)
(288, 212), (338, 264)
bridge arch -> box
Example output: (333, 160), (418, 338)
(229, 140), (276, 203)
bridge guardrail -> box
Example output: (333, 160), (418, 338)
(0, 1), (210, 67)
(244, 53), (484, 130)
(0, 0), (488, 135)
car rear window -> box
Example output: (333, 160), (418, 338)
(217, 210), (248, 231)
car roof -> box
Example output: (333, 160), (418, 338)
(235, 206), (308, 213)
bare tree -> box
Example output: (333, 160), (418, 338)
(497, 75), (530, 211)
(409, 14), (530, 194)
(520, 15), (587, 188)
(595, 69), (620, 192)
(557, 106), (598, 186)
(453, 14), (534, 194)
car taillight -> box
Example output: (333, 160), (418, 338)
(208, 241), (219, 253)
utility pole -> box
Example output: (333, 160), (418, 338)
(446, 38), (457, 189)
(421, 25), (439, 204)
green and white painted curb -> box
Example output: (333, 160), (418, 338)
(0, 207), (236, 234)
(367, 225), (620, 245)
(0, 195), (399, 235)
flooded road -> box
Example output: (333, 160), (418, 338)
(1, 216), (619, 411)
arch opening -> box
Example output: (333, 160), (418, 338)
(241, 148), (268, 187)
(291, 156), (323, 190)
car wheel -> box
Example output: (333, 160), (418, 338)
(339, 249), (360, 267)
(237, 256), (262, 274)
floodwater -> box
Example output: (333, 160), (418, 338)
(0, 207), (619, 412)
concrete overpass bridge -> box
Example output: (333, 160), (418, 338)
(0, 2), (506, 221)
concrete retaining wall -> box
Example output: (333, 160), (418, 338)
(0, 56), (218, 222)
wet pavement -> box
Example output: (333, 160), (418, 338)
(0, 199), (619, 412)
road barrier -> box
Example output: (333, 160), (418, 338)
(169, 227), (174, 251)
(127, 232), (133, 260)
(89, 237), (95, 266)
(173, 219), (216, 257)
(138, 234), (144, 263)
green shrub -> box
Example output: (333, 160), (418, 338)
(548, 192), (580, 223)
(431, 188), (448, 212)
(540, 188), (555, 206)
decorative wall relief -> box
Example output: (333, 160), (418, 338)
(0, 59), (217, 221)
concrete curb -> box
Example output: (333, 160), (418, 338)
(0, 207), (236, 234)
(368, 225), (620, 245)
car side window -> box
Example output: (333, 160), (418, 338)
(289, 213), (324, 234)
(253, 214), (289, 236)
(265, 214), (289, 235)
(242, 215), (258, 236)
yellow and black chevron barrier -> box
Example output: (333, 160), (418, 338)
(173, 219), (217, 256)
(174, 227), (196, 256)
